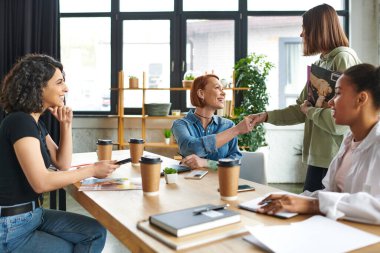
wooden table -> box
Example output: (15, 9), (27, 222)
(66, 150), (380, 253)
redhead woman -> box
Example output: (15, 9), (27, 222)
(172, 74), (253, 170)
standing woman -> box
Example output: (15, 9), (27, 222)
(0, 54), (119, 253)
(250, 4), (361, 192)
(172, 74), (253, 170)
(258, 63), (380, 224)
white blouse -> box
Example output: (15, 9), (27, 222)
(304, 121), (380, 224)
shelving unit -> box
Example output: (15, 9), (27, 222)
(114, 71), (248, 150)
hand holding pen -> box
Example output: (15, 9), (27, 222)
(257, 193), (320, 215)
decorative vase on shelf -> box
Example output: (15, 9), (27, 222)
(129, 76), (138, 88)
(163, 129), (172, 145)
(182, 80), (193, 88)
(182, 70), (197, 88)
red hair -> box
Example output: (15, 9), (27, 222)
(190, 74), (219, 107)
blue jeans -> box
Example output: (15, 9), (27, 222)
(0, 207), (106, 253)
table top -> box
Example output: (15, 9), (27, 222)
(66, 150), (380, 253)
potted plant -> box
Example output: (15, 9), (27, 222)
(163, 129), (172, 144)
(232, 53), (274, 152)
(129, 75), (139, 88)
(163, 167), (178, 184)
(182, 71), (195, 88)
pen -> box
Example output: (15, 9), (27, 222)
(177, 152), (184, 164)
(193, 204), (229, 215)
(260, 199), (272, 205)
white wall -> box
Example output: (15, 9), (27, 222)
(350, 0), (379, 64)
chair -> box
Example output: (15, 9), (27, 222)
(240, 150), (267, 185)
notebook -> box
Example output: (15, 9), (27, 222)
(239, 196), (298, 219)
(307, 64), (341, 107)
(138, 218), (254, 250)
(149, 204), (241, 237)
(244, 215), (380, 253)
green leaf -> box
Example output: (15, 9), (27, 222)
(232, 52), (274, 152)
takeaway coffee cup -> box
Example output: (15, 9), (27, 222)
(140, 155), (162, 196)
(129, 138), (145, 166)
(96, 139), (113, 161)
(218, 158), (240, 201)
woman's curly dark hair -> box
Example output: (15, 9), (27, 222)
(0, 54), (64, 113)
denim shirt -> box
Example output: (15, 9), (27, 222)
(171, 110), (242, 162)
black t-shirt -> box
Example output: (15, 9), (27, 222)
(0, 112), (51, 205)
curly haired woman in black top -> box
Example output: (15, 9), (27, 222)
(0, 54), (119, 253)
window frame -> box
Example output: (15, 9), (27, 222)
(59, 0), (348, 115)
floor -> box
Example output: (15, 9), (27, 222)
(43, 183), (303, 253)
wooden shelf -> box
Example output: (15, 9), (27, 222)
(143, 115), (183, 119)
(115, 71), (245, 150)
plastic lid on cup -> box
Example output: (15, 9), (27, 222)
(96, 139), (113, 145)
(217, 158), (240, 167)
(139, 155), (162, 164)
(129, 138), (145, 144)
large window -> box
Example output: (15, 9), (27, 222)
(61, 17), (111, 112)
(247, 16), (319, 109)
(123, 20), (171, 107)
(60, 0), (348, 114)
(185, 19), (235, 107)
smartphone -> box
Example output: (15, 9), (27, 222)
(184, 170), (208, 180)
(115, 158), (131, 165)
(238, 184), (255, 192)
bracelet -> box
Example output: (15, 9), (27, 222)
(311, 199), (320, 214)
(207, 160), (218, 171)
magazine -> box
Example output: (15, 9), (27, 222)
(79, 177), (142, 191)
(307, 64), (341, 107)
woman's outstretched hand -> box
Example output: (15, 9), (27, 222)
(235, 116), (255, 134)
(92, 160), (120, 178)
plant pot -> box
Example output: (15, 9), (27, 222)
(164, 173), (178, 184)
(129, 78), (138, 88)
(144, 103), (172, 116)
(182, 80), (193, 88)
(164, 138), (170, 144)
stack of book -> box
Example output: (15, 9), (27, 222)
(138, 204), (256, 250)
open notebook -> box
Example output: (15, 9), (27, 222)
(239, 194), (298, 219)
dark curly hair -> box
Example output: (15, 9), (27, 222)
(1, 54), (64, 113)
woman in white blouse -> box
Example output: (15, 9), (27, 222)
(257, 63), (380, 224)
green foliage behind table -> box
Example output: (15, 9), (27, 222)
(232, 53), (274, 152)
